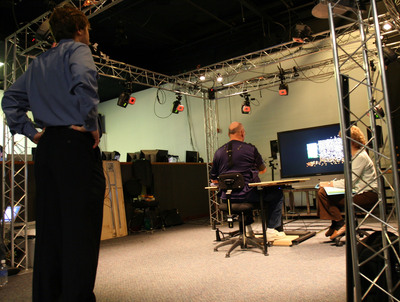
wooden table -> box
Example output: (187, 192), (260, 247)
(283, 187), (319, 215)
(248, 178), (310, 252)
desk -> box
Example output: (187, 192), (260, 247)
(283, 187), (319, 215)
(249, 178), (310, 249)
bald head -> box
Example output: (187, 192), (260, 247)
(228, 122), (245, 141)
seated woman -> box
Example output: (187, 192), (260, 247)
(317, 125), (378, 240)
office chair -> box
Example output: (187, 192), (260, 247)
(213, 173), (267, 257)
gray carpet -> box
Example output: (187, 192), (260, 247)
(0, 218), (346, 302)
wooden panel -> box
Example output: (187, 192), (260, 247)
(101, 161), (128, 240)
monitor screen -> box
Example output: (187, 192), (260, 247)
(186, 151), (199, 163)
(278, 124), (344, 178)
(2, 205), (21, 223)
(126, 152), (141, 162)
(140, 150), (169, 163)
(101, 151), (121, 161)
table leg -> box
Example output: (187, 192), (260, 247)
(258, 186), (268, 256)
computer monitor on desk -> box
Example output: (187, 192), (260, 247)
(126, 152), (141, 162)
(186, 150), (199, 163)
(102, 151), (120, 161)
(140, 150), (168, 163)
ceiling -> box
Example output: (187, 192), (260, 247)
(0, 0), (392, 101)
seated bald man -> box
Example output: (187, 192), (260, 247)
(210, 122), (285, 240)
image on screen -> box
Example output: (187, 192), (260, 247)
(2, 205), (21, 223)
(278, 124), (344, 178)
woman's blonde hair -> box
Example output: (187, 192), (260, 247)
(350, 126), (366, 149)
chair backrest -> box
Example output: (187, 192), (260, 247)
(217, 173), (245, 191)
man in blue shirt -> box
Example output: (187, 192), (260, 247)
(2, 5), (105, 301)
(210, 122), (285, 240)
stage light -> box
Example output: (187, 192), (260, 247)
(117, 80), (136, 108)
(83, 0), (99, 6)
(117, 91), (130, 108)
(311, 0), (350, 19)
(216, 74), (223, 82)
(279, 83), (289, 96)
(208, 88), (216, 100)
(383, 21), (393, 32)
(293, 24), (312, 43)
(278, 66), (288, 96)
(240, 90), (254, 114)
(373, 104), (385, 119)
(172, 93), (184, 114)
(199, 74), (206, 81)
(241, 101), (251, 114)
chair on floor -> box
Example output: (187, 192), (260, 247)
(124, 159), (160, 232)
(213, 173), (267, 257)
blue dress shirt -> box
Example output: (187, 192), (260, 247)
(2, 39), (99, 141)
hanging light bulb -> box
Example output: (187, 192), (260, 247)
(216, 74), (223, 82)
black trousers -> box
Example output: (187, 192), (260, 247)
(32, 127), (105, 302)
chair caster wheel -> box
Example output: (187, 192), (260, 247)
(225, 253), (230, 258)
(214, 248), (218, 252)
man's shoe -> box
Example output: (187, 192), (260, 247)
(330, 225), (346, 240)
(325, 227), (335, 237)
(267, 229), (286, 241)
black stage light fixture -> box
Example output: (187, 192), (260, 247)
(117, 91), (130, 108)
(278, 66), (288, 96)
(117, 80), (136, 108)
(172, 93), (184, 114)
(241, 100), (251, 114)
(293, 24), (312, 43)
(279, 83), (289, 96)
(373, 104), (385, 119)
(208, 88), (216, 100)
(240, 90), (254, 114)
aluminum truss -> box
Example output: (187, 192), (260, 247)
(328, 1), (400, 301)
(202, 94), (220, 227)
(1, 0), (125, 269)
(4, 0), (400, 259)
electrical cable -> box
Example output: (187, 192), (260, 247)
(153, 88), (173, 119)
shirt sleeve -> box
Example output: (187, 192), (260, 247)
(332, 152), (367, 189)
(1, 72), (38, 141)
(69, 44), (99, 131)
(253, 146), (266, 170)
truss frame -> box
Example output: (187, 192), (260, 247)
(328, 1), (400, 300)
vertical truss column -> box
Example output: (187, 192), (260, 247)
(203, 94), (221, 227)
(2, 29), (31, 270)
(328, 1), (400, 301)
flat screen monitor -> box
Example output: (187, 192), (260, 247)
(102, 151), (112, 160)
(126, 152), (141, 162)
(102, 151), (120, 161)
(186, 151), (199, 163)
(278, 123), (344, 178)
(140, 150), (169, 163)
